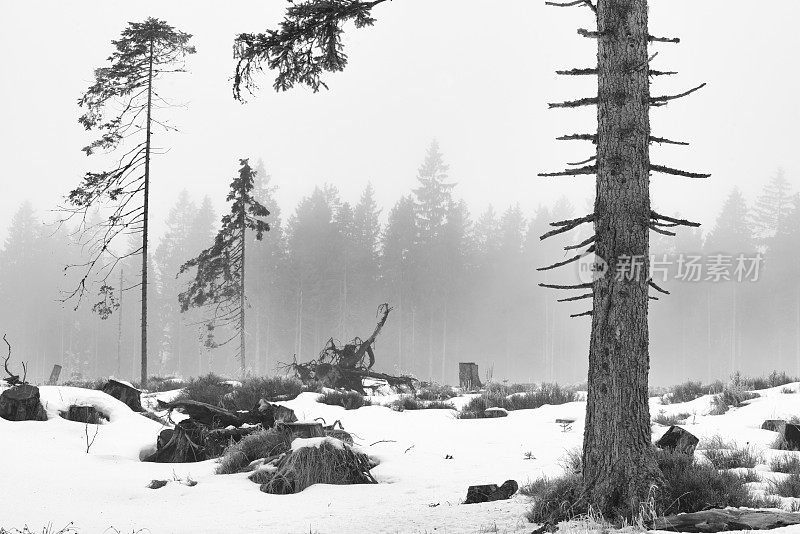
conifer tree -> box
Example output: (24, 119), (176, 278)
(178, 159), (270, 377)
(753, 170), (794, 240)
(230, 0), (708, 517)
(59, 18), (195, 385)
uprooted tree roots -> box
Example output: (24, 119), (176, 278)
(285, 304), (416, 394)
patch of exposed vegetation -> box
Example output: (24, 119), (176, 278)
(652, 410), (691, 426)
(319, 390), (372, 410)
(700, 436), (762, 469)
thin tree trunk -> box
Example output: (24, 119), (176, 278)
(140, 37), (154, 387)
(582, 0), (660, 516)
(117, 269), (123, 376)
(441, 299), (447, 384)
(239, 180), (247, 378)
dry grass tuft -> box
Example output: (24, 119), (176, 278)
(259, 439), (376, 494)
(216, 428), (292, 475)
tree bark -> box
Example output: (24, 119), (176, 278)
(239, 171), (247, 378)
(582, 0), (661, 518)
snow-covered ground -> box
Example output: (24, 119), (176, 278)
(3, 383), (800, 533)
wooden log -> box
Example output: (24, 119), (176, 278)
(0, 384), (46, 421)
(157, 398), (246, 428)
(464, 480), (519, 504)
(652, 508), (800, 532)
(459, 363), (482, 392)
(102, 379), (143, 412)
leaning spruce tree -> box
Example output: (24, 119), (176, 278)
(231, 0), (706, 519)
(60, 18), (195, 386)
(178, 159), (270, 378)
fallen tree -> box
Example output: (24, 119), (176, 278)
(286, 304), (416, 394)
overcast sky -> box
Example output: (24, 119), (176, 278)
(1, 0), (799, 242)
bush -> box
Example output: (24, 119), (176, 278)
(216, 429), (292, 475)
(319, 390), (372, 410)
(137, 376), (188, 392)
(259, 438), (376, 494)
(700, 436), (762, 469)
(223, 376), (310, 410)
(175, 373), (233, 407)
(652, 410), (691, 426)
(524, 474), (585, 524)
(656, 449), (771, 514)
(771, 433), (800, 452)
(769, 473), (800, 498)
(770, 454), (800, 473)
(740, 371), (798, 391)
(416, 382), (456, 401)
(62, 378), (107, 390)
(389, 396), (454, 411)
(707, 395), (729, 416)
(459, 383), (577, 418)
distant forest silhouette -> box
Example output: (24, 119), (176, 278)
(1, 143), (797, 387)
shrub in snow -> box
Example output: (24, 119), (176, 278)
(319, 390), (371, 410)
(258, 437), (376, 494)
(176, 373), (234, 407)
(459, 383), (577, 418)
(699, 436), (762, 469)
(226, 376), (313, 410)
(524, 449), (775, 524)
(771, 454), (800, 474)
(660, 380), (723, 405)
(388, 396), (454, 411)
(651, 410), (690, 426)
(770, 474), (800, 498)
(416, 382), (456, 401)
(216, 428), (292, 475)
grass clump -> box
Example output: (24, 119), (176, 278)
(62, 378), (107, 390)
(770, 433), (800, 451)
(523, 449), (771, 525)
(259, 438), (376, 494)
(770, 453), (800, 473)
(225, 376), (311, 410)
(652, 410), (691, 426)
(389, 396), (455, 411)
(460, 383), (577, 418)
(769, 473), (800, 498)
(136, 375), (188, 392)
(661, 380), (721, 405)
(319, 390), (372, 410)
(700, 436), (762, 469)
(216, 428), (292, 475)
(416, 382), (457, 401)
(656, 449), (771, 514)
(175, 373), (233, 407)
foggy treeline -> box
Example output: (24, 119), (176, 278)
(0, 142), (798, 387)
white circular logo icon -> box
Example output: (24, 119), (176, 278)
(576, 253), (609, 284)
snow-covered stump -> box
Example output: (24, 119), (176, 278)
(65, 405), (106, 424)
(0, 384), (46, 421)
(143, 420), (206, 463)
(102, 379), (143, 412)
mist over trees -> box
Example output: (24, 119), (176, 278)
(1, 153), (797, 387)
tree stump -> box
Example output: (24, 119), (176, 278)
(48, 364), (62, 385)
(459, 362), (482, 392)
(143, 420), (206, 463)
(783, 423), (800, 450)
(655, 426), (699, 456)
(0, 384), (46, 421)
(762, 419), (787, 433)
(102, 379), (143, 412)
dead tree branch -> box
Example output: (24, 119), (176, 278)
(650, 165), (711, 179)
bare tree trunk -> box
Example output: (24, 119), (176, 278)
(441, 299), (447, 384)
(582, 0), (660, 516)
(117, 269), (123, 376)
(140, 37), (154, 387)
(239, 181), (247, 378)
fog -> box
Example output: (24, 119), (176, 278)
(0, 1), (799, 387)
